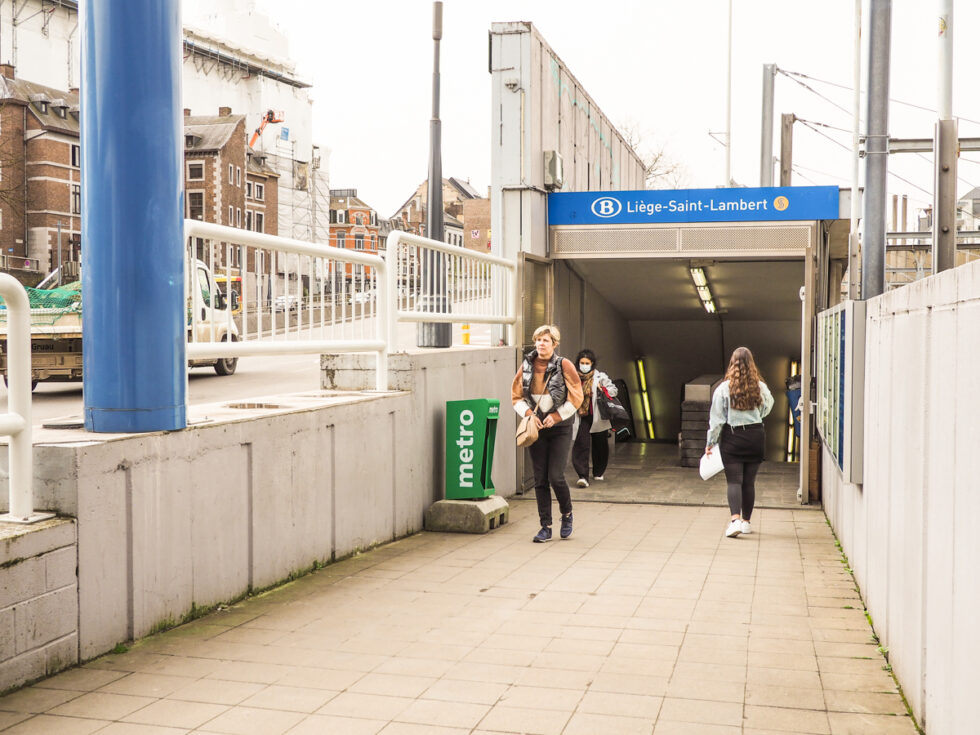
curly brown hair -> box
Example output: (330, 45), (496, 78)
(725, 346), (763, 410)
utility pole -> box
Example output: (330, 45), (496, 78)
(862, 0), (892, 300)
(724, 0), (733, 187)
(848, 0), (862, 299)
(759, 64), (776, 187)
(418, 1), (450, 347)
(779, 113), (794, 186)
(933, 0), (956, 274)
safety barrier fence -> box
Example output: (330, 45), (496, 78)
(185, 220), (389, 390)
(184, 221), (517, 390)
(884, 230), (980, 287)
(385, 230), (517, 332)
(0, 274), (51, 524)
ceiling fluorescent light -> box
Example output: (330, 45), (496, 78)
(696, 286), (712, 300)
(704, 300), (716, 314)
(690, 268), (707, 287)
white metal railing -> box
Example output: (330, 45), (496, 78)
(385, 230), (517, 338)
(0, 274), (52, 523)
(185, 220), (389, 390)
(184, 222), (518, 391)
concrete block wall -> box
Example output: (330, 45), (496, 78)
(822, 258), (980, 735)
(0, 519), (77, 691)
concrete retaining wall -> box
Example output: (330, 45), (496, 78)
(322, 346), (519, 505)
(822, 258), (980, 734)
(0, 519), (77, 691)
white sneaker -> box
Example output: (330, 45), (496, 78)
(594, 475), (604, 481)
(741, 520), (752, 534)
(725, 520), (742, 538)
(576, 478), (589, 488)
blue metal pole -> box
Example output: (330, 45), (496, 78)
(81, 0), (186, 432)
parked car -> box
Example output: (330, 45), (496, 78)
(274, 294), (300, 312)
(352, 289), (376, 305)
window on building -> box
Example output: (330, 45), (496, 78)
(71, 144), (80, 168)
(355, 235), (364, 250)
(246, 181), (252, 198)
(236, 167), (241, 187)
(71, 185), (81, 215)
(187, 192), (204, 221)
(228, 164), (234, 184)
(236, 208), (242, 228)
(336, 231), (346, 248)
(187, 162), (204, 181)
(356, 214), (363, 226)
(254, 212), (264, 233)
(255, 183), (264, 201)
(228, 205), (233, 224)
(245, 210), (252, 231)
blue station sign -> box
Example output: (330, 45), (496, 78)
(548, 185), (840, 226)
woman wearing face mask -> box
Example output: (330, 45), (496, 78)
(571, 349), (618, 488)
(511, 325), (584, 542)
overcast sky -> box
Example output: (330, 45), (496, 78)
(240, 0), (979, 220)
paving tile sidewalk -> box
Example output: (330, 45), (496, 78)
(0, 500), (917, 734)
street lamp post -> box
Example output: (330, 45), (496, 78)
(418, 0), (451, 348)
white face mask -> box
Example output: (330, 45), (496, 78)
(579, 363), (592, 373)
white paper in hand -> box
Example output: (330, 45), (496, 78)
(699, 447), (724, 481)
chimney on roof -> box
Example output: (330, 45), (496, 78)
(218, 106), (231, 116)
(0, 64), (14, 80)
(183, 108), (191, 117)
(69, 87), (78, 96)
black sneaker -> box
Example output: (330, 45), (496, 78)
(533, 526), (552, 543)
(560, 513), (573, 539)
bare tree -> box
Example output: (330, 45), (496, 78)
(0, 99), (26, 223)
(618, 119), (688, 190)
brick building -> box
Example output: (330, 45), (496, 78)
(391, 177), (488, 252)
(184, 106), (279, 237)
(0, 64), (80, 279)
(184, 107), (280, 306)
(461, 197), (491, 252)
(329, 189), (381, 282)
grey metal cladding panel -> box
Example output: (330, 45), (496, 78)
(679, 225), (811, 253)
(553, 228), (678, 254)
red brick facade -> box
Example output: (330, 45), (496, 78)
(329, 189), (381, 280)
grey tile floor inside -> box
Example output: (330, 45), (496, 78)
(564, 442), (805, 509)
(0, 496), (915, 734)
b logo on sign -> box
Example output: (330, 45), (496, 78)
(591, 197), (622, 218)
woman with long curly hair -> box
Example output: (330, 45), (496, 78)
(706, 347), (774, 538)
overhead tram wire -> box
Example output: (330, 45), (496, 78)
(777, 68), (980, 128)
(796, 119), (934, 198)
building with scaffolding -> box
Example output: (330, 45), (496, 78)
(0, 0), (330, 253)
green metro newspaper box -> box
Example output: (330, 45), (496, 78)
(445, 398), (499, 499)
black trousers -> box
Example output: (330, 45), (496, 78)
(571, 412), (610, 478)
(719, 423), (765, 520)
(528, 421), (573, 526)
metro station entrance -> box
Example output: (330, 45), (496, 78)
(535, 186), (849, 506)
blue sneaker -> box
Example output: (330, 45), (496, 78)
(560, 513), (573, 539)
(533, 526), (552, 543)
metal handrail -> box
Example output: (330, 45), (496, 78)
(0, 274), (52, 523)
(384, 231), (518, 344)
(184, 220), (389, 391)
(182, 223), (520, 391)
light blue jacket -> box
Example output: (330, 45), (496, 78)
(706, 379), (774, 448)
